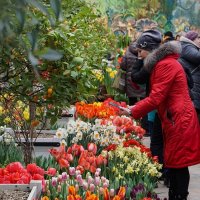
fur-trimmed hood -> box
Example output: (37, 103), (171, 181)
(144, 41), (182, 72)
(180, 36), (200, 48)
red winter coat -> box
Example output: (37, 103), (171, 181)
(131, 42), (200, 168)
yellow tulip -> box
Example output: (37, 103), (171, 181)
(4, 117), (11, 124)
(23, 111), (30, 120)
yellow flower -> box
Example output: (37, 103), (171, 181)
(109, 71), (116, 78)
(4, 117), (11, 124)
(0, 106), (3, 115)
(106, 67), (112, 72)
(123, 156), (129, 163)
(23, 110), (30, 120)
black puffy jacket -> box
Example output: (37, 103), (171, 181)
(179, 36), (200, 110)
(120, 42), (146, 98)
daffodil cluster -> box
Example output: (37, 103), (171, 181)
(107, 145), (162, 182)
(55, 118), (124, 148)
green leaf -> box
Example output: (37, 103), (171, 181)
(28, 52), (39, 66)
(72, 57), (84, 65)
(50, 116), (58, 125)
(70, 71), (78, 78)
(39, 48), (63, 61)
(27, 0), (55, 26)
(27, 26), (39, 51)
(50, 0), (61, 20)
(16, 9), (26, 31)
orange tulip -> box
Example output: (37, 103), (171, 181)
(117, 187), (126, 199)
(112, 195), (120, 200)
(103, 188), (110, 200)
(67, 195), (75, 200)
(68, 186), (76, 196)
(42, 196), (49, 200)
(85, 194), (99, 200)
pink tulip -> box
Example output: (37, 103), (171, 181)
(75, 184), (79, 192)
(51, 177), (57, 187)
(83, 181), (88, 190)
(61, 172), (68, 180)
(94, 176), (100, 186)
(89, 183), (95, 192)
(103, 181), (109, 188)
(58, 175), (62, 182)
(110, 189), (115, 197)
(87, 176), (94, 184)
(69, 167), (75, 176)
(99, 187), (104, 194)
(76, 174), (82, 183)
(87, 143), (97, 155)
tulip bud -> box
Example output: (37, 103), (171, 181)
(89, 184), (95, 192)
(94, 177), (100, 186)
(52, 177), (57, 187)
(57, 185), (62, 192)
(75, 184), (79, 192)
(87, 176), (94, 184)
(99, 187), (104, 195)
(103, 182), (109, 188)
(83, 181), (88, 190)
(110, 189), (115, 197)
(76, 174), (82, 183)
(69, 167), (76, 176)
(58, 175), (62, 182)
(62, 172), (68, 180)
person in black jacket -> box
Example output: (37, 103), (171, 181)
(120, 42), (146, 105)
(179, 31), (200, 119)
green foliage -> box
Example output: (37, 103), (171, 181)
(0, 141), (24, 167)
(35, 155), (60, 171)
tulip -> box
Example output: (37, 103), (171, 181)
(99, 187), (104, 195)
(52, 177), (57, 187)
(94, 177), (100, 186)
(62, 172), (68, 180)
(83, 181), (89, 190)
(89, 184), (95, 192)
(57, 185), (62, 192)
(87, 143), (97, 155)
(59, 158), (69, 168)
(94, 171), (99, 177)
(75, 170), (81, 176)
(96, 168), (101, 173)
(46, 168), (56, 176)
(58, 175), (62, 182)
(103, 182), (109, 188)
(75, 184), (79, 192)
(110, 189), (115, 197)
(87, 176), (94, 184)
(76, 174), (82, 183)
(69, 167), (76, 176)
(68, 185), (76, 196)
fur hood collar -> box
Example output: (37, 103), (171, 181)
(180, 36), (200, 48)
(144, 41), (182, 72)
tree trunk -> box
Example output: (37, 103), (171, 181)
(23, 143), (33, 165)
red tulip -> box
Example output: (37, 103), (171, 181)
(58, 158), (69, 168)
(46, 168), (56, 176)
(6, 162), (24, 173)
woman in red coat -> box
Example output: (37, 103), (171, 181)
(129, 30), (200, 200)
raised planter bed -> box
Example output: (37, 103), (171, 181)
(0, 180), (42, 200)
